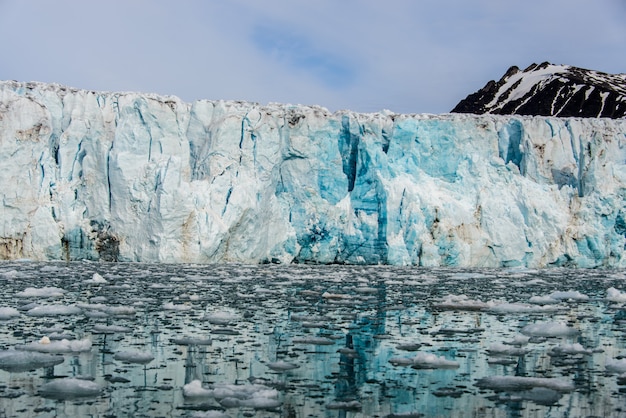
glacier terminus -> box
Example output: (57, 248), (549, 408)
(1, 80), (625, 267)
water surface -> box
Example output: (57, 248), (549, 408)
(0, 262), (624, 417)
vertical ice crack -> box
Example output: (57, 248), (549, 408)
(106, 144), (114, 213)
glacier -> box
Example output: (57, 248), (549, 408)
(1, 80), (625, 267)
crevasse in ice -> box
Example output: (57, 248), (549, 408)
(1, 80), (625, 267)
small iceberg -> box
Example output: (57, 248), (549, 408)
(0, 307), (20, 320)
(38, 377), (102, 399)
(83, 272), (108, 284)
(114, 349), (155, 364)
(26, 305), (82, 317)
(412, 352), (460, 369)
(92, 324), (133, 334)
(15, 287), (66, 298)
(266, 361), (299, 372)
(520, 322), (579, 337)
(475, 375), (574, 392)
(390, 352), (459, 369)
(0, 349), (64, 372)
(17, 338), (92, 353)
(607, 287), (626, 303)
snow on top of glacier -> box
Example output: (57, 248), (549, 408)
(5, 78), (620, 124)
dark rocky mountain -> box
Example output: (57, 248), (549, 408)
(452, 62), (626, 118)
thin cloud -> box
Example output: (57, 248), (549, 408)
(251, 25), (358, 89)
(0, 0), (624, 114)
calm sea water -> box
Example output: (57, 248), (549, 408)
(0, 261), (624, 417)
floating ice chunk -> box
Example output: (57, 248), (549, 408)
(547, 290), (589, 301)
(0, 307), (20, 320)
(486, 343), (531, 356)
(388, 357), (416, 367)
(292, 336), (335, 345)
(488, 302), (560, 314)
(504, 335), (531, 346)
(183, 380), (214, 398)
(606, 358), (626, 374)
(83, 310), (109, 319)
(528, 295), (561, 305)
(0, 269), (20, 279)
(76, 303), (108, 310)
(83, 272), (108, 284)
(217, 387), (281, 410)
(171, 337), (212, 346)
(204, 311), (238, 325)
(16, 287), (66, 298)
(396, 343), (422, 352)
(266, 361), (299, 371)
(412, 352), (460, 369)
(530, 291), (588, 304)
(354, 286), (378, 294)
(18, 338), (92, 353)
(38, 377), (102, 399)
(607, 287), (626, 303)
(548, 343), (592, 356)
(185, 381), (281, 409)
(92, 324), (133, 334)
(475, 376), (575, 392)
(0, 349), (64, 372)
(104, 306), (136, 316)
(114, 349), (155, 364)
(191, 411), (231, 418)
(162, 302), (192, 311)
(48, 332), (74, 340)
(322, 292), (350, 299)
(434, 295), (492, 311)
(521, 322), (579, 337)
(488, 387), (564, 406)
(26, 305), (82, 317)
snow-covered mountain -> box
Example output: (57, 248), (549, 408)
(1, 80), (626, 267)
(452, 62), (626, 118)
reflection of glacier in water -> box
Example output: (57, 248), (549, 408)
(0, 262), (624, 417)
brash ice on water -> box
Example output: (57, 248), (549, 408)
(0, 81), (625, 267)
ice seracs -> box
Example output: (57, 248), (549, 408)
(1, 80), (625, 267)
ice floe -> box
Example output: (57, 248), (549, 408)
(26, 305), (81, 316)
(520, 322), (579, 337)
(83, 272), (108, 284)
(606, 358), (626, 374)
(434, 295), (492, 311)
(475, 376), (575, 392)
(92, 324), (133, 333)
(266, 361), (299, 372)
(16, 286), (66, 298)
(17, 338), (92, 353)
(607, 287), (626, 303)
(390, 352), (459, 369)
(38, 377), (102, 399)
(114, 349), (155, 364)
(183, 380), (281, 409)
(0, 349), (64, 372)
(0, 307), (20, 320)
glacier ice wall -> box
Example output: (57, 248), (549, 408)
(1, 80), (626, 267)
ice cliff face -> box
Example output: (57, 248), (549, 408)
(1, 80), (626, 267)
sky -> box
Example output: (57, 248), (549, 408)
(0, 0), (624, 114)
